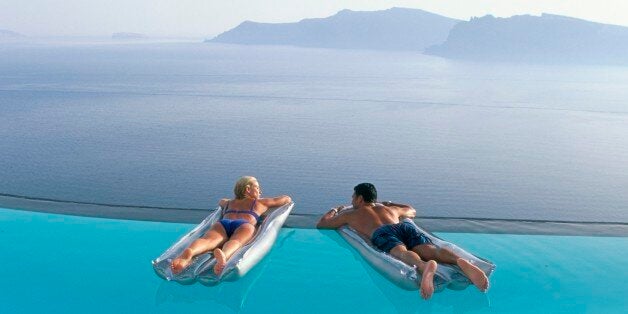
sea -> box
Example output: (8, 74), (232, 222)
(1, 39), (627, 224)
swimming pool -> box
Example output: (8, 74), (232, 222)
(2, 207), (626, 313)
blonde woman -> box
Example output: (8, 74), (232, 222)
(171, 176), (292, 275)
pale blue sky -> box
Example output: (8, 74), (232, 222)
(1, 0), (627, 37)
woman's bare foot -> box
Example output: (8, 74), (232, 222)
(213, 248), (227, 275)
(419, 260), (438, 300)
(457, 258), (489, 291)
(170, 249), (194, 274)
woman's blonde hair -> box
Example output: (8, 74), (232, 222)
(233, 176), (257, 199)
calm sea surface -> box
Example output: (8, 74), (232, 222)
(1, 40), (627, 223)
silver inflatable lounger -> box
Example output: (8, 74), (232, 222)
(338, 216), (495, 292)
(152, 202), (294, 285)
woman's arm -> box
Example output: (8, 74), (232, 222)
(259, 195), (292, 209)
(218, 198), (230, 208)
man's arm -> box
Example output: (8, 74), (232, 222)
(316, 206), (351, 229)
(381, 201), (416, 219)
(381, 201), (410, 208)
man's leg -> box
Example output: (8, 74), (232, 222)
(412, 244), (489, 292)
(389, 245), (438, 300)
(213, 223), (256, 275)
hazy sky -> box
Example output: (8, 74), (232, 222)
(1, 0), (627, 38)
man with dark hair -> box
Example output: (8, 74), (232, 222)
(317, 183), (489, 300)
(353, 182), (377, 202)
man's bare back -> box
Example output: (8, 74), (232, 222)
(327, 202), (416, 237)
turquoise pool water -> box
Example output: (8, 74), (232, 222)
(1, 208), (626, 313)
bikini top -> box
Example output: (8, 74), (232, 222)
(223, 199), (262, 223)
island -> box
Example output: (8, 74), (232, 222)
(208, 7), (460, 51)
(111, 32), (148, 40)
(0, 29), (25, 40)
(425, 13), (628, 65)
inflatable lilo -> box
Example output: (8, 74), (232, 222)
(338, 215), (495, 292)
(153, 177), (292, 284)
(318, 183), (494, 299)
(153, 202), (294, 285)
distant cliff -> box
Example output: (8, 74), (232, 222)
(111, 32), (148, 40)
(0, 29), (25, 39)
(425, 14), (628, 65)
(209, 7), (460, 51)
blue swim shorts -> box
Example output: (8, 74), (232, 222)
(371, 221), (433, 253)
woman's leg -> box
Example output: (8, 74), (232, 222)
(171, 223), (227, 274)
(213, 223), (256, 275)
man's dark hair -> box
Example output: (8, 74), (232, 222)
(354, 183), (377, 203)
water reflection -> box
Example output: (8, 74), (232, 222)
(154, 230), (297, 312)
(154, 258), (268, 312)
(322, 230), (490, 313)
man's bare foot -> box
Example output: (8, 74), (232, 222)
(419, 260), (438, 300)
(457, 258), (489, 291)
(213, 248), (227, 275)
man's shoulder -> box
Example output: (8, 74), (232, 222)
(372, 204), (404, 219)
(339, 207), (362, 220)
(351, 205), (380, 217)
(371, 203), (393, 213)
(373, 203), (387, 210)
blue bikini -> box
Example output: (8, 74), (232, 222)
(219, 200), (261, 237)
